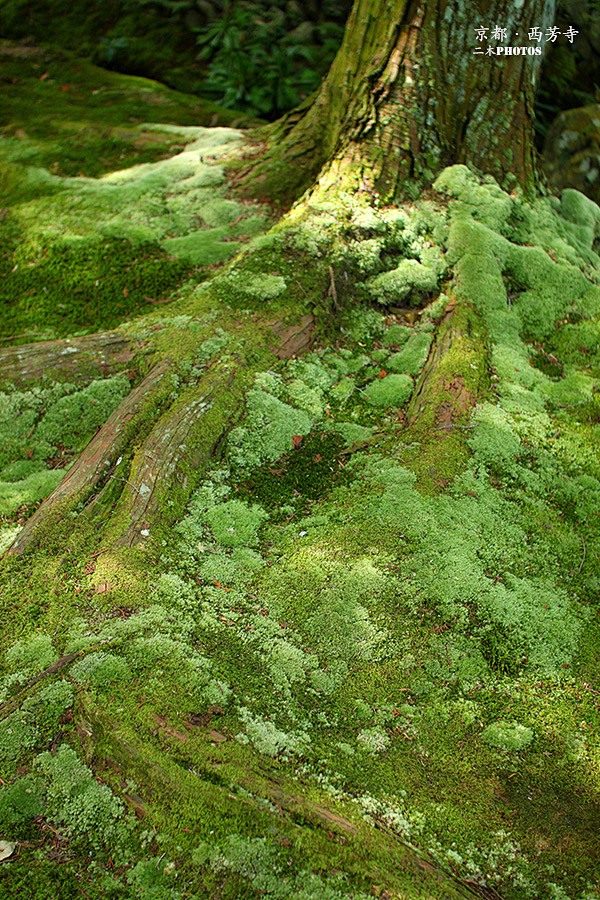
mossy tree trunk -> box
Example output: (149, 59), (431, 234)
(242, 0), (556, 205)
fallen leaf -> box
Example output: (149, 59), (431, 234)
(40, 72), (49, 80)
(95, 583), (116, 594)
(292, 435), (303, 449)
(209, 730), (227, 743)
(378, 370), (387, 379)
(0, 841), (16, 861)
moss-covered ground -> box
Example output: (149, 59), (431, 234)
(1, 46), (600, 900)
(0, 43), (267, 343)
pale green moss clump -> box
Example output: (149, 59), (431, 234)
(5, 633), (55, 672)
(388, 332), (432, 376)
(236, 708), (310, 759)
(367, 259), (440, 305)
(35, 745), (124, 848)
(205, 500), (267, 547)
(0, 469), (63, 516)
(228, 389), (312, 470)
(364, 373), (413, 407)
(482, 721), (534, 751)
(357, 726), (390, 754)
(214, 272), (287, 303)
(69, 652), (131, 688)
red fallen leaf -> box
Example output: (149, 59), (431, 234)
(25, 448), (33, 459)
(292, 435), (303, 449)
(313, 454), (322, 463)
(378, 370), (387, 378)
(40, 72), (49, 80)
(60, 84), (70, 91)
(123, 287), (128, 298)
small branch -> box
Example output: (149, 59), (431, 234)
(327, 265), (340, 311)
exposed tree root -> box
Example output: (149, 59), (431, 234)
(6, 360), (174, 555)
(5, 314), (317, 556)
(0, 330), (144, 388)
(407, 302), (486, 429)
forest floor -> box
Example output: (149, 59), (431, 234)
(1, 42), (600, 900)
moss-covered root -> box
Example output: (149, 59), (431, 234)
(407, 302), (488, 431)
(0, 330), (142, 390)
(404, 301), (489, 490)
(6, 360), (174, 557)
(4, 313), (316, 557)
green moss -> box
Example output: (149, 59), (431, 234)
(367, 259), (440, 306)
(0, 230), (192, 340)
(387, 332), (432, 376)
(0, 774), (45, 834)
(0, 46), (255, 180)
(364, 373), (413, 407)
(214, 272), (288, 303)
(36, 374), (131, 449)
(3, 145), (600, 899)
(0, 374), (132, 516)
(0, 80), (271, 342)
(380, 324), (413, 347)
(481, 721), (534, 751)
(35, 745), (124, 848)
(0, 469), (64, 517)
(242, 431), (350, 509)
(70, 652), (131, 688)
(205, 500), (267, 548)
(5, 632), (55, 671)
(228, 389), (312, 471)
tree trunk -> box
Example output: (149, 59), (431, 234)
(241, 0), (556, 205)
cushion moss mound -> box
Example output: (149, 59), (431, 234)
(482, 721), (534, 751)
(364, 373), (413, 407)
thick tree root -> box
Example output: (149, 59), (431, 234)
(0, 330), (144, 388)
(407, 302), (486, 429)
(5, 314), (317, 556)
(6, 360), (173, 555)
(114, 373), (241, 547)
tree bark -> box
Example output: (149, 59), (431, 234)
(240, 0), (556, 206)
(0, 331), (144, 388)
